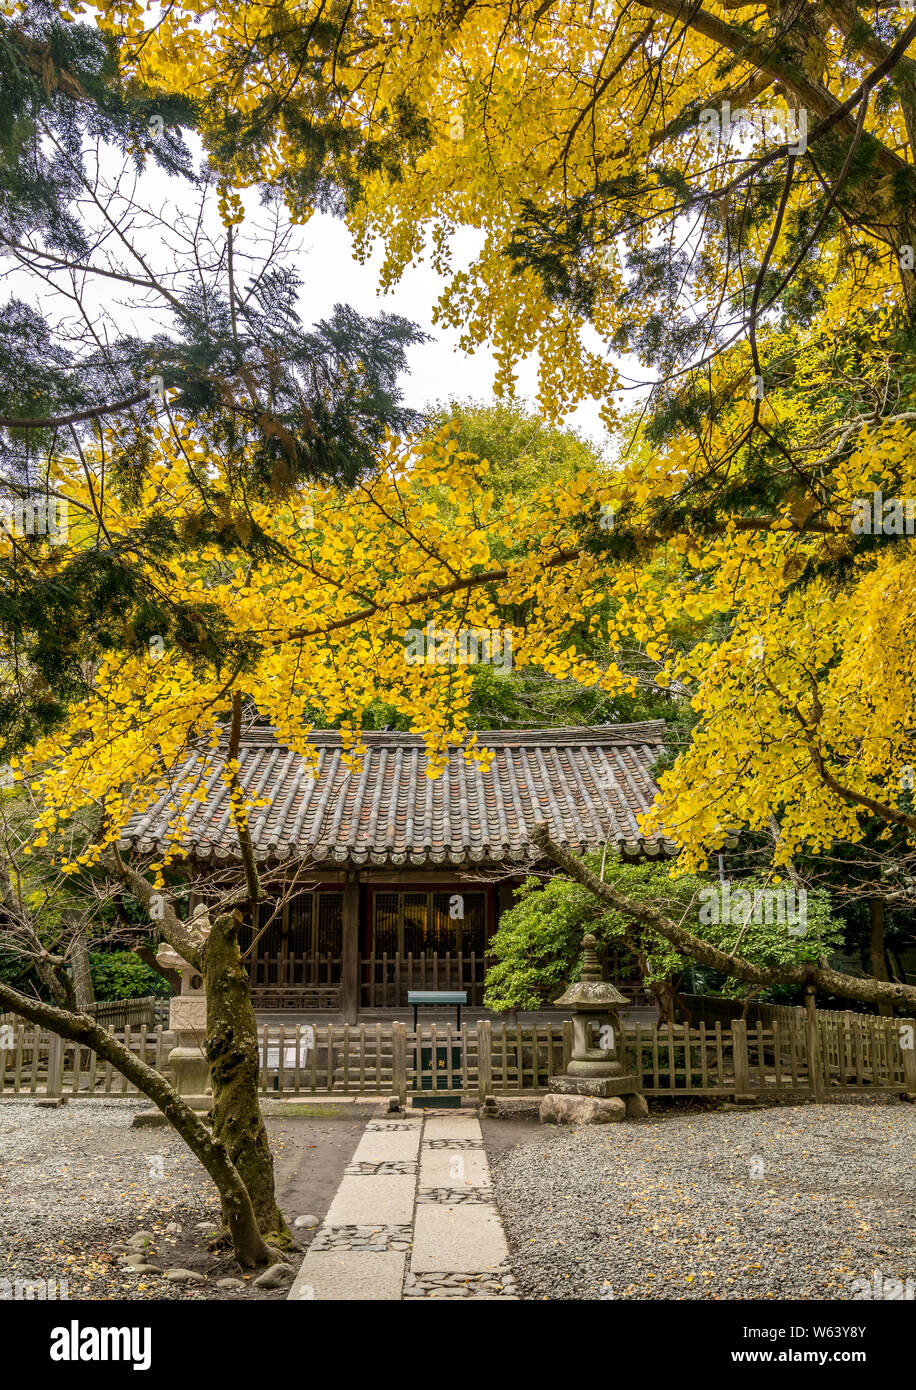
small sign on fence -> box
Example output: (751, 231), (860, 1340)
(263, 1025), (314, 1070)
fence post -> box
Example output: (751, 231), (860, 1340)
(392, 1021), (407, 1108)
(899, 1017), (916, 1099)
(561, 1019), (574, 1074)
(477, 1021), (492, 1105)
(731, 1019), (752, 1099)
(806, 1013), (826, 1102)
(46, 1033), (64, 1099)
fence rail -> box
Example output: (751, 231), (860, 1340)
(0, 1022), (170, 1097)
(244, 951), (491, 1006)
(0, 996), (167, 1031)
(358, 951), (489, 1007)
(3, 1012), (914, 1101)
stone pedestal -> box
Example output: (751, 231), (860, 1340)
(542, 1078), (649, 1124)
(548, 1073), (643, 1099)
(157, 935), (211, 1111)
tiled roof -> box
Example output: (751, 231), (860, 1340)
(119, 723), (675, 867)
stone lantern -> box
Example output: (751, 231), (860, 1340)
(156, 909), (211, 1110)
(540, 932), (648, 1124)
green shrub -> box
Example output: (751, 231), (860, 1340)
(483, 855), (844, 1012)
(484, 856), (703, 1012)
(88, 951), (173, 1001)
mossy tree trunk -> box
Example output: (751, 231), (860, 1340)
(204, 907), (291, 1248)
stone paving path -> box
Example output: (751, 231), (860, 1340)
(287, 1107), (518, 1300)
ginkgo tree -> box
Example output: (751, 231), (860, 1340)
(3, 411), (635, 1255)
(17, 395), (916, 996)
(81, 0), (916, 908)
(6, 388), (916, 1272)
(92, 0), (916, 418)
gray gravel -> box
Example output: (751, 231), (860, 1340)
(490, 1103), (916, 1300)
(0, 1100), (233, 1299)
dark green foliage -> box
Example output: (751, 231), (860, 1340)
(500, 47), (916, 581)
(484, 854), (844, 1012)
(0, 937), (36, 991)
(0, 2), (193, 256)
(88, 950), (172, 1000)
(198, 8), (431, 220)
(483, 856), (704, 1012)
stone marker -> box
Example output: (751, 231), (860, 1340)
(126, 1231), (156, 1249)
(253, 1263), (294, 1289)
(540, 1094), (625, 1125)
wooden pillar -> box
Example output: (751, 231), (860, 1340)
(46, 1033), (64, 1099)
(280, 897), (290, 986)
(731, 1018), (752, 1099)
(477, 1020), (492, 1104)
(496, 879), (515, 926)
(392, 1021), (407, 1107)
(341, 872), (360, 1023)
(804, 982), (825, 1101)
(901, 1018), (916, 1099)
(804, 980), (817, 1027)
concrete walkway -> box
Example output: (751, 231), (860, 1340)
(287, 1107), (518, 1300)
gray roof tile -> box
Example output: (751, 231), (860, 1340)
(119, 723), (675, 865)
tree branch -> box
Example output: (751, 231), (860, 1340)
(103, 846), (205, 972)
(226, 690), (261, 908)
(529, 822), (916, 1010)
(0, 978), (271, 1266)
(0, 389), (153, 431)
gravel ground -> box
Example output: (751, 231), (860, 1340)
(0, 1100), (227, 1300)
(0, 1098), (369, 1301)
(490, 1103), (916, 1300)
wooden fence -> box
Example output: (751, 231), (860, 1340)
(0, 1022), (170, 1097)
(3, 1012), (914, 1101)
(0, 996), (166, 1031)
(358, 951), (488, 1007)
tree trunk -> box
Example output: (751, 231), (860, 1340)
(67, 917), (95, 1009)
(868, 898), (892, 1018)
(649, 977), (677, 1024)
(204, 909), (291, 1247)
(0, 981), (272, 1268)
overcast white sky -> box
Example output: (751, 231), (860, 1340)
(10, 130), (648, 453)
(285, 210), (617, 449)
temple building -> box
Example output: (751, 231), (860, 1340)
(119, 722), (674, 1018)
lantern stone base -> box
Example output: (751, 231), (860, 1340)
(168, 1043), (211, 1101)
(540, 1074), (648, 1124)
(548, 1073), (642, 1099)
(541, 1094), (625, 1124)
